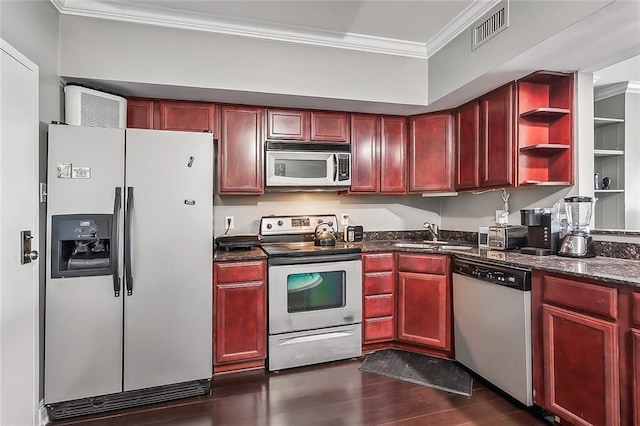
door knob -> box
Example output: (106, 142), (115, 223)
(24, 250), (39, 262)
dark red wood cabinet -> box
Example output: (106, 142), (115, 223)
(408, 113), (454, 193)
(126, 98), (155, 129)
(350, 115), (407, 194)
(218, 105), (263, 194)
(362, 253), (396, 344)
(455, 100), (480, 190)
(157, 101), (217, 134)
(532, 272), (621, 426)
(266, 109), (309, 140)
(310, 111), (349, 142)
(479, 83), (516, 188)
(213, 260), (266, 371)
(396, 254), (451, 352)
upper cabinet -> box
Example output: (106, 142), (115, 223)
(125, 99), (217, 136)
(350, 114), (407, 194)
(266, 109), (349, 142)
(408, 112), (455, 193)
(517, 71), (573, 186)
(480, 83), (516, 188)
(218, 105), (263, 195)
(157, 101), (217, 134)
(455, 100), (480, 190)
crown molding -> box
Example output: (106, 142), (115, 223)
(595, 81), (640, 101)
(50, 0), (495, 59)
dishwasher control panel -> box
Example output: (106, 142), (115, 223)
(453, 258), (531, 291)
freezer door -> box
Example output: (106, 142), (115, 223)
(123, 129), (213, 391)
(45, 125), (125, 403)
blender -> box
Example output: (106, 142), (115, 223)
(558, 196), (596, 258)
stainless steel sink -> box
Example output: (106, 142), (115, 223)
(438, 245), (473, 251)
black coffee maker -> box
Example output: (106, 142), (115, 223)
(520, 209), (559, 256)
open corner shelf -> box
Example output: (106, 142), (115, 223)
(520, 180), (572, 186)
(520, 107), (571, 122)
(594, 117), (624, 128)
(520, 144), (570, 155)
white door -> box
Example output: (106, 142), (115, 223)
(123, 129), (212, 391)
(0, 39), (40, 425)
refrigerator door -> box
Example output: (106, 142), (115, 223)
(123, 129), (213, 391)
(45, 125), (124, 403)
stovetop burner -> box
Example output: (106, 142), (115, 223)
(259, 214), (361, 258)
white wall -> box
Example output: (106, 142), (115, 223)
(428, 0), (609, 104)
(0, 0), (61, 404)
(59, 15), (428, 110)
(214, 193), (440, 237)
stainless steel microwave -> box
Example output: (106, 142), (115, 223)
(265, 141), (351, 190)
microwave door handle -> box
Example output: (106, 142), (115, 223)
(333, 154), (338, 182)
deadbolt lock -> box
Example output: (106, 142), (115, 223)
(21, 230), (38, 264)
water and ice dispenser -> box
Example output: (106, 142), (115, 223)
(51, 214), (113, 278)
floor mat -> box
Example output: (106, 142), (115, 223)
(359, 349), (473, 397)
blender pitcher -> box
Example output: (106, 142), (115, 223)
(558, 196), (597, 258)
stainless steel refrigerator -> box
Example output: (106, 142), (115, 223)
(44, 124), (213, 419)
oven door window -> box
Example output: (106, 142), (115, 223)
(287, 271), (345, 313)
(274, 158), (327, 179)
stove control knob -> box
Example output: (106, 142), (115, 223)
(317, 219), (323, 224)
(277, 220), (283, 226)
(328, 221), (334, 227)
(266, 223), (273, 229)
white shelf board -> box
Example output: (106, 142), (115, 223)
(594, 189), (625, 193)
(594, 149), (624, 157)
(594, 117), (624, 127)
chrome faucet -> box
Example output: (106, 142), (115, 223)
(423, 222), (439, 242)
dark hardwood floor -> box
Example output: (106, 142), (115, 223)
(51, 360), (546, 425)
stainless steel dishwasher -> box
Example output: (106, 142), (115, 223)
(452, 257), (533, 406)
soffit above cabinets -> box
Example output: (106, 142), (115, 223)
(49, 0), (499, 58)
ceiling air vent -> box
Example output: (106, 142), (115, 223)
(472, 0), (509, 51)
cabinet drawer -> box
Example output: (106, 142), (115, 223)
(364, 317), (394, 343)
(633, 292), (640, 328)
(215, 261), (265, 284)
(363, 253), (394, 272)
(364, 272), (394, 296)
(364, 294), (394, 318)
(543, 275), (617, 321)
(397, 253), (448, 275)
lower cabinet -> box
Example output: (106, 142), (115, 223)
(533, 272), (622, 426)
(396, 253), (451, 352)
(362, 253), (396, 343)
(213, 260), (266, 372)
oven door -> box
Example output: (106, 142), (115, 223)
(268, 258), (362, 335)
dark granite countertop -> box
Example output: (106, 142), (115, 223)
(358, 241), (640, 288)
(213, 247), (267, 262)
(212, 240), (640, 288)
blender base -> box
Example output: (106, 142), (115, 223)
(558, 235), (596, 258)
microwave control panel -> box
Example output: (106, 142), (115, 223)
(337, 154), (350, 181)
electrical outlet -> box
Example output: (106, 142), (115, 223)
(340, 213), (349, 226)
(225, 216), (235, 230)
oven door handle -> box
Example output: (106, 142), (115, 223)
(268, 253), (361, 265)
(279, 331), (353, 346)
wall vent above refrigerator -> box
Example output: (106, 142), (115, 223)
(472, 0), (509, 51)
(64, 85), (127, 128)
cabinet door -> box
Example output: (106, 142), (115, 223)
(380, 116), (407, 193)
(408, 113), (454, 193)
(480, 84), (515, 188)
(214, 261), (266, 365)
(542, 304), (619, 426)
(266, 109), (309, 140)
(455, 100), (480, 190)
(633, 329), (640, 426)
(127, 99), (154, 129)
(310, 111), (349, 142)
(218, 106), (263, 194)
(397, 271), (450, 350)
(158, 101), (216, 134)
(350, 114), (380, 192)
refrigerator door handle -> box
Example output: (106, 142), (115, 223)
(111, 187), (122, 297)
(125, 186), (134, 296)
